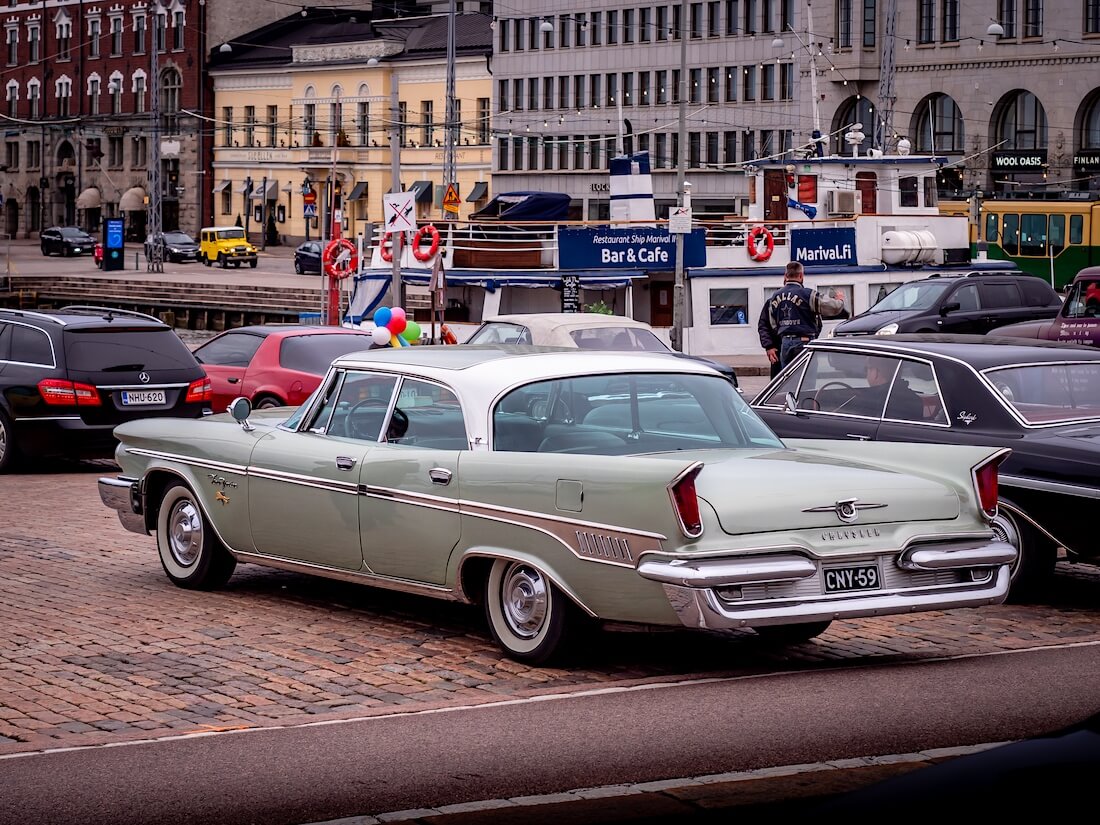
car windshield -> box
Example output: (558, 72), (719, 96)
(493, 372), (782, 454)
(984, 363), (1100, 424)
(568, 326), (670, 352)
(60, 227), (90, 238)
(466, 323), (532, 345)
(163, 232), (194, 244)
(216, 229), (246, 241)
(1063, 278), (1100, 320)
(867, 280), (953, 313)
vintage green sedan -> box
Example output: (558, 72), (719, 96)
(100, 346), (1015, 664)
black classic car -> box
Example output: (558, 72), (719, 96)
(750, 335), (1100, 598)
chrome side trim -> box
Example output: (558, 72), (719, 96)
(638, 555), (817, 588)
(97, 383), (190, 390)
(1000, 474), (1100, 500)
(455, 550), (598, 617)
(249, 466), (359, 495)
(899, 540), (1017, 570)
(127, 448), (248, 475)
(12, 415), (82, 422)
(997, 499), (1070, 550)
(232, 551), (464, 602)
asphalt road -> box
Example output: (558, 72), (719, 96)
(2, 643), (1099, 825)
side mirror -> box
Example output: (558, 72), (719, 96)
(939, 301), (961, 316)
(784, 391), (798, 415)
(228, 396), (254, 431)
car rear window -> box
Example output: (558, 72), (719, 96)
(568, 327), (669, 351)
(1018, 277), (1059, 307)
(280, 334), (375, 374)
(63, 328), (197, 371)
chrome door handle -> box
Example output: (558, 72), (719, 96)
(336, 455), (357, 471)
(429, 468), (452, 485)
(227, 377), (240, 384)
(846, 434), (870, 441)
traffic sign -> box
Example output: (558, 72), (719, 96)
(383, 193), (417, 233)
(303, 203), (317, 218)
(668, 206), (693, 234)
(442, 183), (461, 214)
(302, 188), (318, 206)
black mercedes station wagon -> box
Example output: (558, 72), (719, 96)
(0, 306), (211, 472)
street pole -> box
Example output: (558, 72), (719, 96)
(389, 67), (403, 307)
(671, 0), (688, 352)
(443, 0), (457, 213)
(146, 6), (163, 272)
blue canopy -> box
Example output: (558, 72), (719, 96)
(469, 191), (572, 222)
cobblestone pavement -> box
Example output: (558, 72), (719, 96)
(3, 468), (1100, 757)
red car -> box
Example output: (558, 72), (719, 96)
(191, 325), (376, 412)
(993, 266), (1100, 347)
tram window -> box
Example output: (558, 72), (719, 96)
(899, 176), (918, 207)
(985, 213), (999, 242)
(1020, 214), (1047, 256)
(1002, 214), (1020, 255)
(1070, 215), (1084, 245)
(1050, 215), (1066, 253)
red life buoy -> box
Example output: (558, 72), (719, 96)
(747, 225), (775, 262)
(322, 238), (358, 280)
(412, 224), (441, 262)
(379, 232), (403, 262)
(440, 324), (458, 345)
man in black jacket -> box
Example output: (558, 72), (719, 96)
(760, 262), (846, 369)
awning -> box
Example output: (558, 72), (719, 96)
(212, 179), (231, 194)
(466, 181), (488, 202)
(409, 180), (433, 203)
(119, 186), (146, 211)
(236, 180), (252, 194)
(346, 181), (368, 201)
(250, 179), (278, 200)
(75, 187), (101, 209)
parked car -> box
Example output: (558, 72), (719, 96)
(990, 266), (1100, 347)
(829, 272), (1062, 337)
(465, 313), (739, 389)
(750, 335), (1100, 598)
(40, 226), (97, 257)
(191, 324), (376, 412)
(198, 226), (258, 268)
(294, 241), (323, 275)
(99, 347), (1014, 664)
(144, 231), (201, 263)
(0, 306), (211, 472)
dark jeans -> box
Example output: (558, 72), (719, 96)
(779, 336), (810, 368)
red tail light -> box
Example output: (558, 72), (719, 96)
(973, 452), (1008, 519)
(38, 379), (101, 407)
(668, 463), (704, 538)
(185, 377), (212, 404)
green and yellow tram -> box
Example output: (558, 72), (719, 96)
(942, 194), (1100, 290)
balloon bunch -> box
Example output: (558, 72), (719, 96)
(371, 306), (422, 348)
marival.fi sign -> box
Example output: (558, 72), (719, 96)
(558, 227), (707, 269)
(791, 227), (857, 266)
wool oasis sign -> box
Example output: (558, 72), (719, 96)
(558, 227), (707, 269)
(791, 227), (858, 266)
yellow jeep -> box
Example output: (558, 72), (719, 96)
(199, 226), (258, 268)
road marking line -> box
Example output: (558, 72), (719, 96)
(1, 638), (1097, 762)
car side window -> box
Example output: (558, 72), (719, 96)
(759, 360), (807, 407)
(978, 282), (1021, 309)
(796, 351), (899, 418)
(308, 371), (398, 440)
(951, 283), (981, 312)
(10, 325), (54, 366)
(193, 332), (264, 367)
(1019, 278), (1058, 307)
(386, 378), (467, 449)
(885, 361), (946, 424)
(0, 323), (11, 361)
(1064, 279), (1100, 319)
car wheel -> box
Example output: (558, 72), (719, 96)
(753, 621), (832, 645)
(253, 396), (283, 409)
(485, 558), (577, 665)
(203, 256), (211, 267)
(294, 260), (303, 274)
(156, 482), (237, 590)
(218, 253), (228, 269)
(0, 408), (20, 473)
(249, 260), (257, 269)
(991, 503), (1057, 601)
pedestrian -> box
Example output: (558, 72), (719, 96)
(761, 261), (846, 369)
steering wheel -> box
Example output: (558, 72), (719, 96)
(344, 398), (406, 441)
(528, 397), (573, 423)
(385, 408), (410, 441)
(994, 382), (1015, 402)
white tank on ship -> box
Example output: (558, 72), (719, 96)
(880, 229), (940, 265)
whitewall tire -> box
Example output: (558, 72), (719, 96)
(156, 482), (236, 590)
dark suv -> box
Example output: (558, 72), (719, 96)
(831, 272), (1063, 337)
(0, 306), (211, 472)
(40, 226), (97, 257)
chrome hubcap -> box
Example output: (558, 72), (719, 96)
(991, 512), (1021, 575)
(0, 420), (6, 463)
(501, 564), (548, 639)
(168, 500), (203, 567)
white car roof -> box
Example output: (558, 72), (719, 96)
(482, 313), (655, 335)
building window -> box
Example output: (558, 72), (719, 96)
(761, 64), (775, 100)
(742, 65), (757, 101)
(133, 15), (146, 54)
(131, 136), (146, 167)
(708, 1), (721, 35)
(998, 90), (1047, 149)
(780, 63), (793, 99)
(498, 137), (509, 171)
(543, 77), (553, 110)
(672, 4), (682, 39)
(707, 131), (719, 165)
(5, 141), (18, 170)
(558, 14), (569, 47)
(27, 25), (39, 63)
(421, 100), (433, 146)
(398, 102), (408, 146)
(108, 136), (123, 168)
(707, 67), (720, 103)
(243, 105), (255, 146)
(655, 133), (668, 168)
(513, 137), (523, 170)
(477, 97), (490, 143)
(528, 17), (539, 50)
(498, 18), (509, 52)
(941, 0), (959, 41)
(161, 68), (181, 134)
(5, 27), (16, 66)
(997, 0), (1017, 37)
(497, 79), (508, 112)
(267, 105), (278, 147)
(918, 0), (934, 43)
(221, 106), (233, 146)
(640, 7), (652, 41)
(782, 0), (794, 30)
(4, 81), (15, 117)
(590, 74), (601, 109)
(725, 67), (737, 101)
(528, 136), (538, 170)
(525, 77), (536, 111)
(725, 0), (739, 35)
(1023, 0), (1042, 36)
(28, 80), (39, 118)
(640, 71), (651, 105)
(591, 11), (602, 45)
(574, 74), (585, 109)
(744, 0), (757, 33)
(574, 134), (585, 169)
(656, 70), (668, 104)
(173, 10), (184, 50)
(330, 99), (342, 142)
(558, 136), (569, 169)
(605, 73), (617, 107)
(837, 0), (853, 48)
(690, 2), (703, 38)
(762, 0), (775, 31)
(154, 11), (166, 52)
(724, 131), (737, 164)
(558, 76), (569, 110)
(89, 77), (101, 114)
(110, 16), (123, 55)
(513, 78), (523, 111)
(57, 19), (71, 60)
(622, 72), (633, 105)
(56, 76), (72, 116)
(356, 102), (368, 146)
(221, 188), (232, 216)
(656, 6), (668, 40)
(862, 0), (876, 46)
(27, 140), (40, 169)
(89, 18), (101, 58)
(688, 132), (701, 167)
(1087, 0), (1100, 33)
(607, 10), (618, 44)
(134, 73), (146, 113)
(623, 8), (635, 42)
(109, 75), (122, 114)
(743, 130), (755, 160)
(543, 136), (554, 170)
(574, 12), (586, 46)
(710, 288), (750, 325)
(915, 94), (964, 152)
(689, 68), (702, 104)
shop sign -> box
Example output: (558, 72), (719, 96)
(991, 150), (1048, 171)
(558, 227), (707, 269)
(1073, 152), (1100, 170)
(791, 227), (857, 266)
(561, 274), (581, 312)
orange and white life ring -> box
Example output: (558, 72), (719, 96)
(747, 225), (775, 262)
(322, 238), (358, 280)
(380, 232), (403, 262)
(412, 224), (441, 262)
(440, 323), (458, 345)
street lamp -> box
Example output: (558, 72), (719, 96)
(539, 18), (554, 33)
(986, 20), (1005, 37)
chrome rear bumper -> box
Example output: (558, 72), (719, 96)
(98, 477), (148, 535)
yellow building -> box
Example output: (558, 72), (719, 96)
(208, 10), (493, 247)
